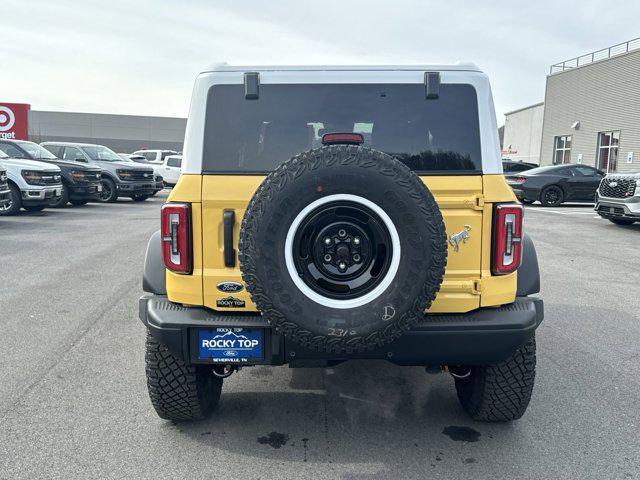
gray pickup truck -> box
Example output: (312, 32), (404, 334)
(41, 142), (156, 202)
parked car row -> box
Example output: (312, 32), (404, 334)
(0, 139), (178, 216)
(502, 161), (639, 226)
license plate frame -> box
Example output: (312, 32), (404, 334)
(196, 327), (265, 363)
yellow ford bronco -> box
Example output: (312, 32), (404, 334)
(139, 64), (543, 423)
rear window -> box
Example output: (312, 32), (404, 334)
(202, 83), (481, 174)
(167, 157), (182, 168)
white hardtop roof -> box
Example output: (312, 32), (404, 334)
(203, 63), (481, 74)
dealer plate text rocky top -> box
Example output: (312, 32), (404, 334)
(138, 64), (544, 424)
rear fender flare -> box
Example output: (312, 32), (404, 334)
(143, 230), (166, 295)
(517, 233), (540, 296)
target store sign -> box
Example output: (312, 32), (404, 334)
(0, 103), (30, 140)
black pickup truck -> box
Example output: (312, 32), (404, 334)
(0, 139), (102, 207)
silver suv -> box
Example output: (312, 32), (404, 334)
(595, 172), (640, 225)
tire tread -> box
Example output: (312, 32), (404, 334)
(455, 337), (536, 422)
(145, 333), (221, 421)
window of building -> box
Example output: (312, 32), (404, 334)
(553, 135), (572, 164)
(597, 131), (620, 173)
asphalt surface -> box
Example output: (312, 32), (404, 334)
(1, 194), (639, 480)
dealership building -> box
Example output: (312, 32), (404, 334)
(28, 110), (186, 152)
(504, 37), (640, 174)
(0, 103), (186, 153)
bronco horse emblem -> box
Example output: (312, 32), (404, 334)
(449, 225), (471, 252)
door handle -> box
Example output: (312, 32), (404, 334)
(223, 210), (236, 267)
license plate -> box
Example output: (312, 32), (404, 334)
(56, 188), (62, 196)
(97, 185), (103, 192)
(197, 328), (263, 362)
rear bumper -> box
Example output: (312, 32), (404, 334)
(509, 185), (538, 202)
(139, 295), (544, 367)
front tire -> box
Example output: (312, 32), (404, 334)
(454, 337), (536, 422)
(608, 218), (635, 226)
(0, 184), (22, 216)
(145, 333), (222, 421)
(540, 185), (563, 207)
(70, 199), (89, 206)
(132, 194), (150, 202)
(98, 178), (118, 203)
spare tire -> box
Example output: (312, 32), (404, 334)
(239, 145), (447, 353)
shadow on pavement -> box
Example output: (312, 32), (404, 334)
(172, 360), (525, 476)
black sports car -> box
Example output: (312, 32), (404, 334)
(506, 164), (605, 207)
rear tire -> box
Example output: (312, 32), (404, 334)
(454, 337), (536, 422)
(98, 178), (118, 203)
(0, 184), (22, 216)
(540, 186), (563, 207)
(145, 333), (222, 421)
(608, 218), (635, 226)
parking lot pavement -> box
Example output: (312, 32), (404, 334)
(1, 199), (639, 480)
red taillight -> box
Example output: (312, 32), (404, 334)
(161, 203), (192, 274)
(515, 177), (526, 184)
(321, 132), (364, 145)
(492, 204), (523, 275)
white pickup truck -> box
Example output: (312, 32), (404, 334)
(0, 149), (63, 215)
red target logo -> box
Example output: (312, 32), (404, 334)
(0, 103), (30, 140)
(0, 106), (16, 132)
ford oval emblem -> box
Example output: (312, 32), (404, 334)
(223, 350), (238, 357)
(216, 281), (244, 293)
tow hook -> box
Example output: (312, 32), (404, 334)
(212, 365), (240, 378)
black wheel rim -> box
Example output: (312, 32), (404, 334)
(100, 181), (112, 201)
(545, 188), (559, 204)
(291, 200), (393, 300)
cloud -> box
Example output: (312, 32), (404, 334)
(2, 0), (639, 121)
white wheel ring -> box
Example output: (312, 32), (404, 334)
(284, 194), (401, 309)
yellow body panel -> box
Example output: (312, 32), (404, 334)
(167, 173), (518, 313)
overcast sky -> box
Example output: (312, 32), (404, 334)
(2, 0), (639, 124)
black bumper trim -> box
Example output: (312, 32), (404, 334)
(139, 295), (543, 366)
